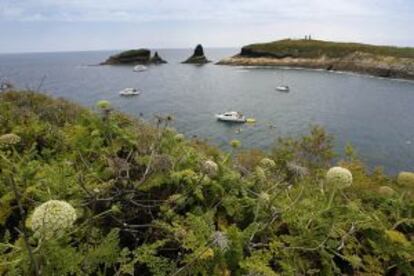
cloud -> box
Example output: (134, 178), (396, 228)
(1, 0), (410, 22)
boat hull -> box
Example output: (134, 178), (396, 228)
(215, 115), (246, 123)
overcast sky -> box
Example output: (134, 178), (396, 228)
(0, 0), (413, 53)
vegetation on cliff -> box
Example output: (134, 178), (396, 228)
(240, 39), (414, 59)
(1, 91), (413, 275)
(102, 49), (167, 65)
(219, 39), (414, 79)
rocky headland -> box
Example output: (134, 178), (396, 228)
(101, 49), (167, 65)
(217, 39), (414, 80)
(182, 44), (210, 64)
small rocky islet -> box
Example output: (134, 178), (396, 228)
(100, 39), (414, 80)
(101, 49), (167, 65)
(182, 44), (210, 64)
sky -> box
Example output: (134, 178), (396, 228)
(0, 0), (413, 53)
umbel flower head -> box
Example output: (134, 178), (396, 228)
(397, 171), (414, 188)
(96, 100), (111, 110)
(212, 231), (229, 251)
(260, 158), (276, 169)
(378, 186), (395, 196)
(31, 200), (77, 239)
(230, 139), (241, 149)
(0, 133), (21, 146)
(202, 160), (219, 178)
(174, 133), (185, 142)
(326, 166), (352, 190)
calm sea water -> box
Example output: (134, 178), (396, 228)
(1, 48), (414, 174)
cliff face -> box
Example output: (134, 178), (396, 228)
(182, 44), (210, 64)
(102, 49), (167, 65)
(217, 39), (414, 80)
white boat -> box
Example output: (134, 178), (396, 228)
(119, 88), (140, 96)
(215, 111), (246, 123)
(276, 85), (290, 92)
(276, 70), (290, 92)
(133, 65), (147, 72)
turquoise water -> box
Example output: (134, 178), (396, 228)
(1, 48), (414, 174)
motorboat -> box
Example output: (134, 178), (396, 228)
(276, 70), (290, 92)
(215, 111), (246, 123)
(119, 88), (140, 96)
(276, 85), (290, 92)
(133, 65), (147, 72)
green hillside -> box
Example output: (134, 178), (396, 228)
(1, 91), (413, 275)
(241, 39), (414, 59)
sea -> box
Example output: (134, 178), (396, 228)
(1, 48), (414, 175)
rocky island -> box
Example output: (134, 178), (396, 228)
(218, 39), (414, 80)
(182, 44), (210, 64)
(101, 49), (167, 65)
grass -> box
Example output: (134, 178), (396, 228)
(242, 39), (414, 59)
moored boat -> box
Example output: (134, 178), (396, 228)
(133, 65), (147, 72)
(119, 88), (141, 96)
(276, 85), (290, 92)
(215, 111), (247, 123)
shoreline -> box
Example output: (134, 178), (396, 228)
(217, 54), (414, 81)
(225, 63), (414, 84)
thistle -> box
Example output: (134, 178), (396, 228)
(30, 200), (77, 239)
(326, 166), (352, 190)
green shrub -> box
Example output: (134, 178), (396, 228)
(0, 91), (413, 275)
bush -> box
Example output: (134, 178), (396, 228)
(0, 91), (413, 275)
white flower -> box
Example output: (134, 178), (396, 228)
(326, 167), (352, 190)
(212, 231), (229, 251)
(397, 171), (414, 188)
(255, 166), (266, 181)
(31, 200), (77, 239)
(259, 192), (270, 202)
(0, 133), (21, 145)
(96, 100), (111, 110)
(378, 186), (395, 196)
(174, 133), (185, 142)
(259, 158), (276, 169)
(202, 160), (218, 178)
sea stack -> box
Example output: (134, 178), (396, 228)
(150, 51), (167, 64)
(182, 44), (210, 64)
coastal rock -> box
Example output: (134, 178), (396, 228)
(217, 39), (414, 80)
(182, 44), (210, 64)
(150, 51), (167, 64)
(101, 49), (151, 65)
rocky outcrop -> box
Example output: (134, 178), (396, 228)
(102, 49), (151, 65)
(102, 49), (168, 65)
(182, 44), (210, 64)
(150, 52), (167, 64)
(217, 39), (414, 80)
